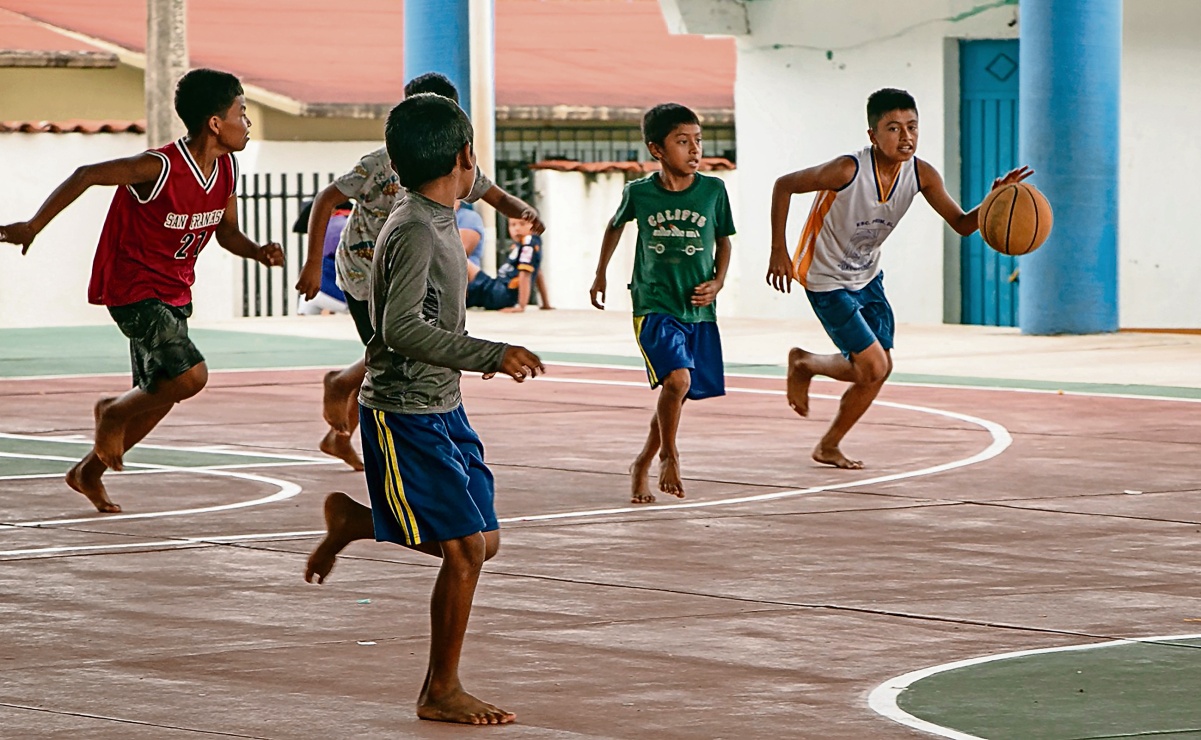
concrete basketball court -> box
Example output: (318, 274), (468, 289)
(2, 310), (1199, 739)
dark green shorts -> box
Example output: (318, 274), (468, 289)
(107, 299), (205, 392)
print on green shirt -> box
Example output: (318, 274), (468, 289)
(611, 172), (736, 323)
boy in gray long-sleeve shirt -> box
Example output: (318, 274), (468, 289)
(305, 93), (543, 726)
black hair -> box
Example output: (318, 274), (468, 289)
(641, 103), (700, 147)
(174, 68), (244, 136)
(404, 72), (460, 103)
(385, 93), (473, 191)
(867, 88), (918, 129)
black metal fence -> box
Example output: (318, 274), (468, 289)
(237, 172), (333, 317)
(236, 125), (736, 317)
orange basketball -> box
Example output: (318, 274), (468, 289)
(978, 182), (1053, 256)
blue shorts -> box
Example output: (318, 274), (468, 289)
(806, 272), (895, 357)
(359, 404), (498, 546)
(633, 313), (725, 400)
(466, 272), (517, 311)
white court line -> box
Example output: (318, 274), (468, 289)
(544, 360), (1201, 404)
(867, 632), (1201, 739)
(0, 431), (331, 463)
(0, 377), (1010, 556)
(3, 360), (1201, 403)
(3, 466), (304, 528)
(0, 459), (336, 482)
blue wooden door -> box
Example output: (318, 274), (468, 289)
(960, 39), (1020, 326)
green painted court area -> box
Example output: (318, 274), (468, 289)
(0, 325), (364, 378)
(3, 326), (1201, 401)
(897, 637), (1201, 739)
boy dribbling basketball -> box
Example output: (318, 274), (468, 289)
(766, 88), (1030, 469)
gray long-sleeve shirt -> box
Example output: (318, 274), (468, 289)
(359, 191), (507, 414)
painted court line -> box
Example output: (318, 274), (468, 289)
(4, 361), (1201, 404)
(0, 377), (1009, 556)
(0, 465), (304, 528)
(545, 360), (1201, 404)
(0, 432), (331, 463)
(867, 632), (1201, 740)
(0, 459), (337, 482)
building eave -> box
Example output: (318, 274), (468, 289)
(0, 49), (118, 68)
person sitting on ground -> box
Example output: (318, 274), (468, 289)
(465, 218), (544, 313)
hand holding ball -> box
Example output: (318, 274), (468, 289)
(979, 182), (1053, 256)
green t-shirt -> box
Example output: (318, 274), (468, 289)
(611, 172), (735, 323)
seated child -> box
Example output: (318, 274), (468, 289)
(465, 219), (541, 313)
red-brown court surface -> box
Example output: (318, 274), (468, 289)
(1, 364), (1199, 739)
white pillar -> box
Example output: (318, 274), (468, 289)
(469, 0), (498, 272)
(146, 0), (189, 147)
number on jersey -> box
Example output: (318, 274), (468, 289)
(175, 230), (211, 260)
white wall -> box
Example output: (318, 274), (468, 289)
(0, 134), (146, 328)
(239, 140), (382, 180)
(1119, 0), (1201, 329)
(679, 0), (1201, 329)
(0, 136), (383, 329)
(534, 168), (743, 314)
(728, 0), (1017, 325)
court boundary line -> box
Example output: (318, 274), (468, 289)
(0, 374), (1010, 556)
(867, 632), (1201, 740)
(1, 360), (1199, 403)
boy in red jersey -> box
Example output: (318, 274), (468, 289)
(0, 69), (284, 513)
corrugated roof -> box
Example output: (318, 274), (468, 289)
(0, 0), (734, 114)
(532, 157), (735, 173)
(0, 120), (145, 133)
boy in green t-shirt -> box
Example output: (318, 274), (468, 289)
(590, 103), (735, 504)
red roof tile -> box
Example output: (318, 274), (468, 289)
(0, 0), (734, 111)
(531, 157), (735, 173)
(0, 120), (146, 133)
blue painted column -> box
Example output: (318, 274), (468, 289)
(404, 0), (472, 117)
(1018, 0), (1121, 334)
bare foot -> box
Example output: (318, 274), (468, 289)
(65, 459), (121, 513)
(418, 688), (515, 725)
(812, 444), (864, 470)
(657, 455), (685, 499)
(629, 459), (655, 504)
(786, 348), (814, 417)
(305, 492), (367, 584)
(322, 370), (349, 432)
(92, 397), (125, 471)
(319, 429), (364, 471)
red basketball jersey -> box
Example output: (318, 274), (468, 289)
(88, 139), (239, 307)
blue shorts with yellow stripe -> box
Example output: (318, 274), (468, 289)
(633, 313), (725, 400)
(359, 404), (498, 546)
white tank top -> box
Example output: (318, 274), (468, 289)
(792, 145), (922, 292)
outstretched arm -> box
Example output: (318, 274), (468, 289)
(481, 185), (545, 234)
(920, 160), (1033, 236)
(215, 195), (284, 266)
(296, 182), (348, 299)
(0, 153), (164, 254)
(766, 156), (858, 293)
(589, 223), (625, 309)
